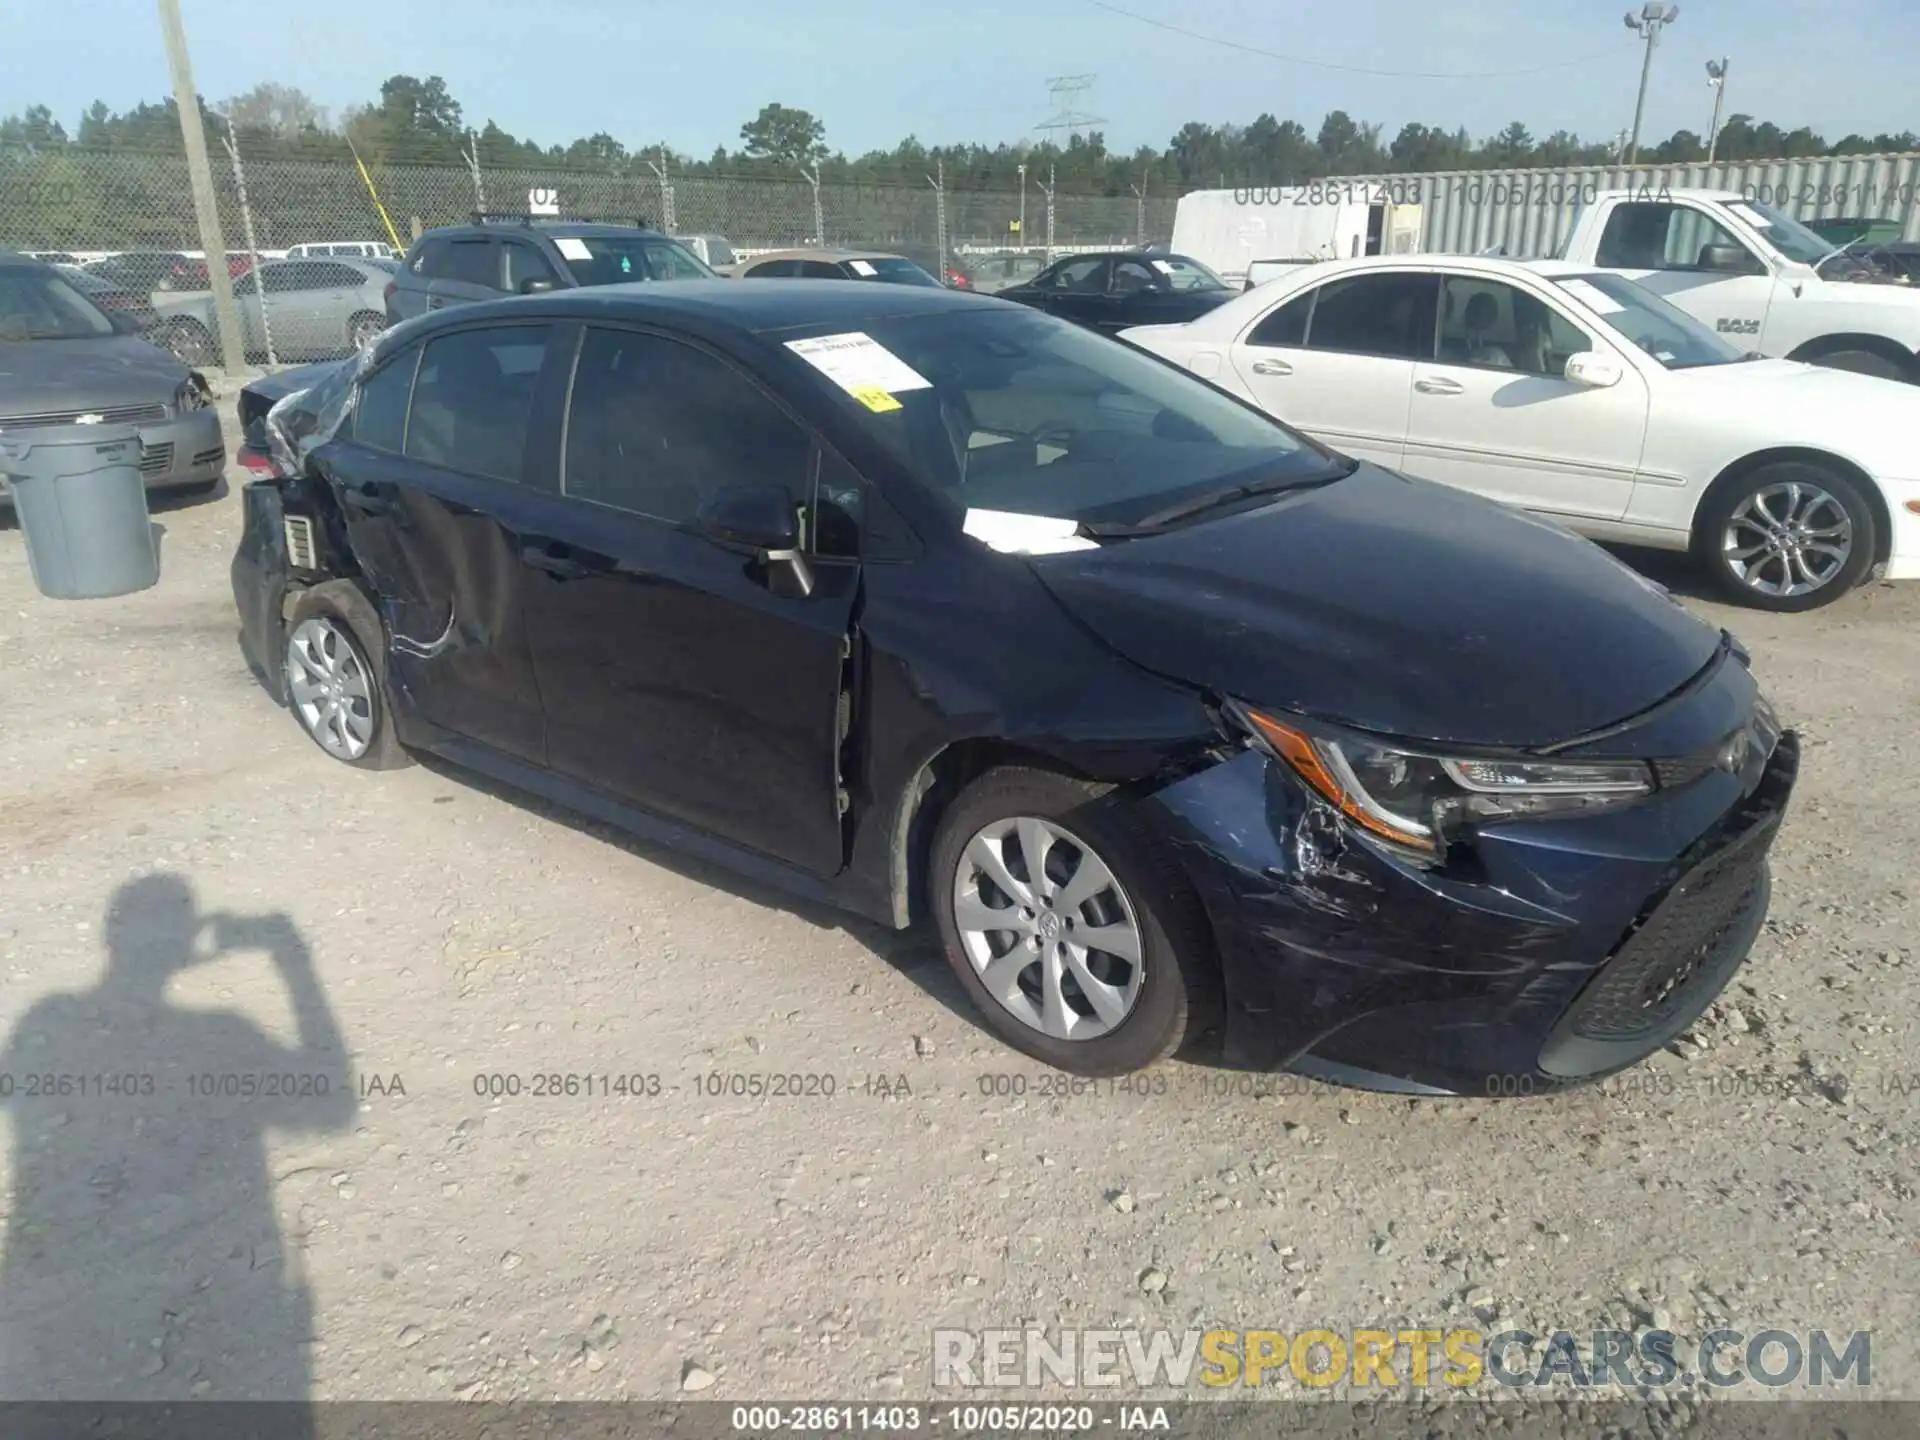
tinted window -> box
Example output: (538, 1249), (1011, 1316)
(1549, 271), (1745, 370)
(564, 327), (810, 525)
(502, 242), (559, 290)
(800, 261), (846, 279)
(351, 348), (416, 452)
(445, 240), (499, 288)
(554, 236), (715, 285)
(860, 257), (942, 287)
(1247, 292), (1311, 347)
(1039, 258), (1106, 292)
(405, 324), (552, 482)
(1302, 272), (1440, 360)
(1109, 260), (1160, 294)
(1594, 203), (1760, 273)
(411, 238), (450, 277)
(1437, 277), (1594, 376)
(746, 259), (798, 278)
(259, 264), (317, 294)
(313, 262), (368, 288)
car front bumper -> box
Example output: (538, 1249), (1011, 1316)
(1145, 654), (1797, 1096)
(1878, 474), (1920, 581)
(0, 409), (224, 504)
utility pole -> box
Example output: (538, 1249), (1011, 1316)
(465, 129), (487, 214)
(215, 113), (275, 369)
(157, 0), (245, 373)
(927, 160), (947, 283)
(645, 149), (676, 235)
(1704, 58), (1730, 165)
(1042, 165), (1057, 262)
(1622, 4), (1680, 167)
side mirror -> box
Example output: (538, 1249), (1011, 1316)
(1564, 351), (1624, 389)
(519, 277), (558, 294)
(697, 483), (799, 553)
(1700, 243), (1762, 275)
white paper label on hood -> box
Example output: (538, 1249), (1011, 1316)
(846, 259), (878, 276)
(1558, 278), (1624, 314)
(554, 237), (593, 261)
(785, 332), (932, 398)
(962, 508), (1099, 555)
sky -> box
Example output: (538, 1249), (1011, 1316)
(6, 0), (1917, 158)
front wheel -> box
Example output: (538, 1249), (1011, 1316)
(929, 766), (1218, 1076)
(1695, 461), (1877, 611)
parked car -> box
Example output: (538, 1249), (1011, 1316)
(1556, 189), (1920, 382)
(229, 280), (1796, 1092)
(285, 241), (400, 260)
(1806, 216), (1906, 248)
(731, 248), (942, 286)
(26, 250), (79, 266)
(674, 234), (738, 269)
(149, 257), (391, 365)
(894, 244), (975, 289)
(386, 219), (714, 324)
(174, 253), (258, 289)
(82, 250), (194, 296)
(966, 252), (1050, 294)
(999, 251), (1237, 336)
(0, 251), (225, 504)
(1120, 254), (1920, 611)
(55, 263), (161, 332)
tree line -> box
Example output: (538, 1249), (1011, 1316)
(3, 76), (1916, 197)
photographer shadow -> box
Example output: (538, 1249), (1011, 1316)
(0, 874), (350, 1415)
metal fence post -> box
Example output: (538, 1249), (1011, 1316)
(465, 130), (487, 215)
(929, 160), (947, 282)
(156, 0), (246, 374)
(1043, 165), (1057, 260)
(216, 115), (276, 369)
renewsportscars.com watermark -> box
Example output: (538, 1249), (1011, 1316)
(933, 1327), (1871, 1391)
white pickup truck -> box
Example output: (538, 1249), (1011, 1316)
(1555, 187), (1920, 382)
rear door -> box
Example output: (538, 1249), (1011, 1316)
(428, 237), (503, 310)
(258, 262), (330, 356)
(1226, 270), (1437, 469)
(320, 321), (564, 763)
(519, 323), (859, 875)
(391, 239), (446, 321)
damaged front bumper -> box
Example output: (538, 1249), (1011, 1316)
(1146, 662), (1799, 1096)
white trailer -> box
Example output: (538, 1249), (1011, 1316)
(1171, 185), (1424, 287)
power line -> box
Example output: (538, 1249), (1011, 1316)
(1091, 1), (1619, 79)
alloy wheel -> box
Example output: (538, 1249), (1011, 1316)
(951, 816), (1144, 1041)
(1721, 480), (1854, 599)
(286, 616), (376, 761)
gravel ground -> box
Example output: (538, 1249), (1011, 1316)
(0, 405), (1915, 1410)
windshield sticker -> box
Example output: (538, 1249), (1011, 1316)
(847, 259), (878, 276)
(1653, 350), (1677, 363)
(785, 332), (932, 398)
(1559, 278), (1625, 314)
(962, 509), (1100, 555)
(850, 386), (901, 413)
(1723, 202), (1772, 229)
(554, 237), (593, 261)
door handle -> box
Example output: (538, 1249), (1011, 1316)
(1249, 358), (1293, 376)
(1415, 376), (1465, 395)
(519, 542), (594, 581)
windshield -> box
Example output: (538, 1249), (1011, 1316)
(1724, 199), (1836, 265)
(0, 265), (115, 340)
(1157, 255), (1230, 292)
(851, 257), (943, 288)
(1552, 271), (1747, 370)
(787, 306), (1337, 530)
(558, 236), (716, 284)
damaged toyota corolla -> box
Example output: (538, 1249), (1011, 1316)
(230, 282), (1797, 1093)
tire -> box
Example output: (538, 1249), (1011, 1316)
(1805, 348), (1910, 383)
(282, 584), (409, 769)
(157, 317), (214, 367)
(929, 765), (1219, 1076)
(1694, 460), (1877, 612)
(347, 310), (386, 354)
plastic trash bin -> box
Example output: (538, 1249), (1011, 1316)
(0, 423), (159, 599)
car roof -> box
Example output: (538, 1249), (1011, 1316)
(742, 248), (907, 265)
(419, 221), (668, 243)
(0, 250), (51, 270)
(379, 277), (1009, 344)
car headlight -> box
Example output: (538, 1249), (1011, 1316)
(1234, 704), (1653, 858)
(174, 375), (210, 412)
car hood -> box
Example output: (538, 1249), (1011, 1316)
(1032, 462), (1722, 748)
(1665, 355), (1920, 430)
(0, 334), (186, 418)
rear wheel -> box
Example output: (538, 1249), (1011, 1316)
(929, 766), (1218, 1075)
(282, 586), (409, 769)
(1805, 348), (1910, 383)
(1695, 461), (1876, 611)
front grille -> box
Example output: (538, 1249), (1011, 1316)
(138, 442), (174, 475)
(0, 402), (167, 429)
(192, 446), (224, 466)
(1565, 735), (1796, 1043)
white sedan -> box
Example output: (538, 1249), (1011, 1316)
(1120, 254), (1920, 611)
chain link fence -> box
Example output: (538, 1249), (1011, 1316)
(2, 144), (1177, 367)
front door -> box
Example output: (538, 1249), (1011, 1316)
(427, 237), (503, 311)
(520, 324), (857, 876)
(319, 320), (563, 763)
(1592, 200), (1780, 351)
(1031, 256), (1114, 329)
(1227, 270), (1440, 470)
(1403, 274), (1650, 521)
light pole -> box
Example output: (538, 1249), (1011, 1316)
(1704, 58), (1730, 165)
(1017, 163), (1027, 252)
(1623, 3), (1679, 167)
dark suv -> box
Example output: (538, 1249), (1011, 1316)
(385, 218), (715, 323)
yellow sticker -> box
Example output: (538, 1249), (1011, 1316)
(851, 385), (902, 413)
